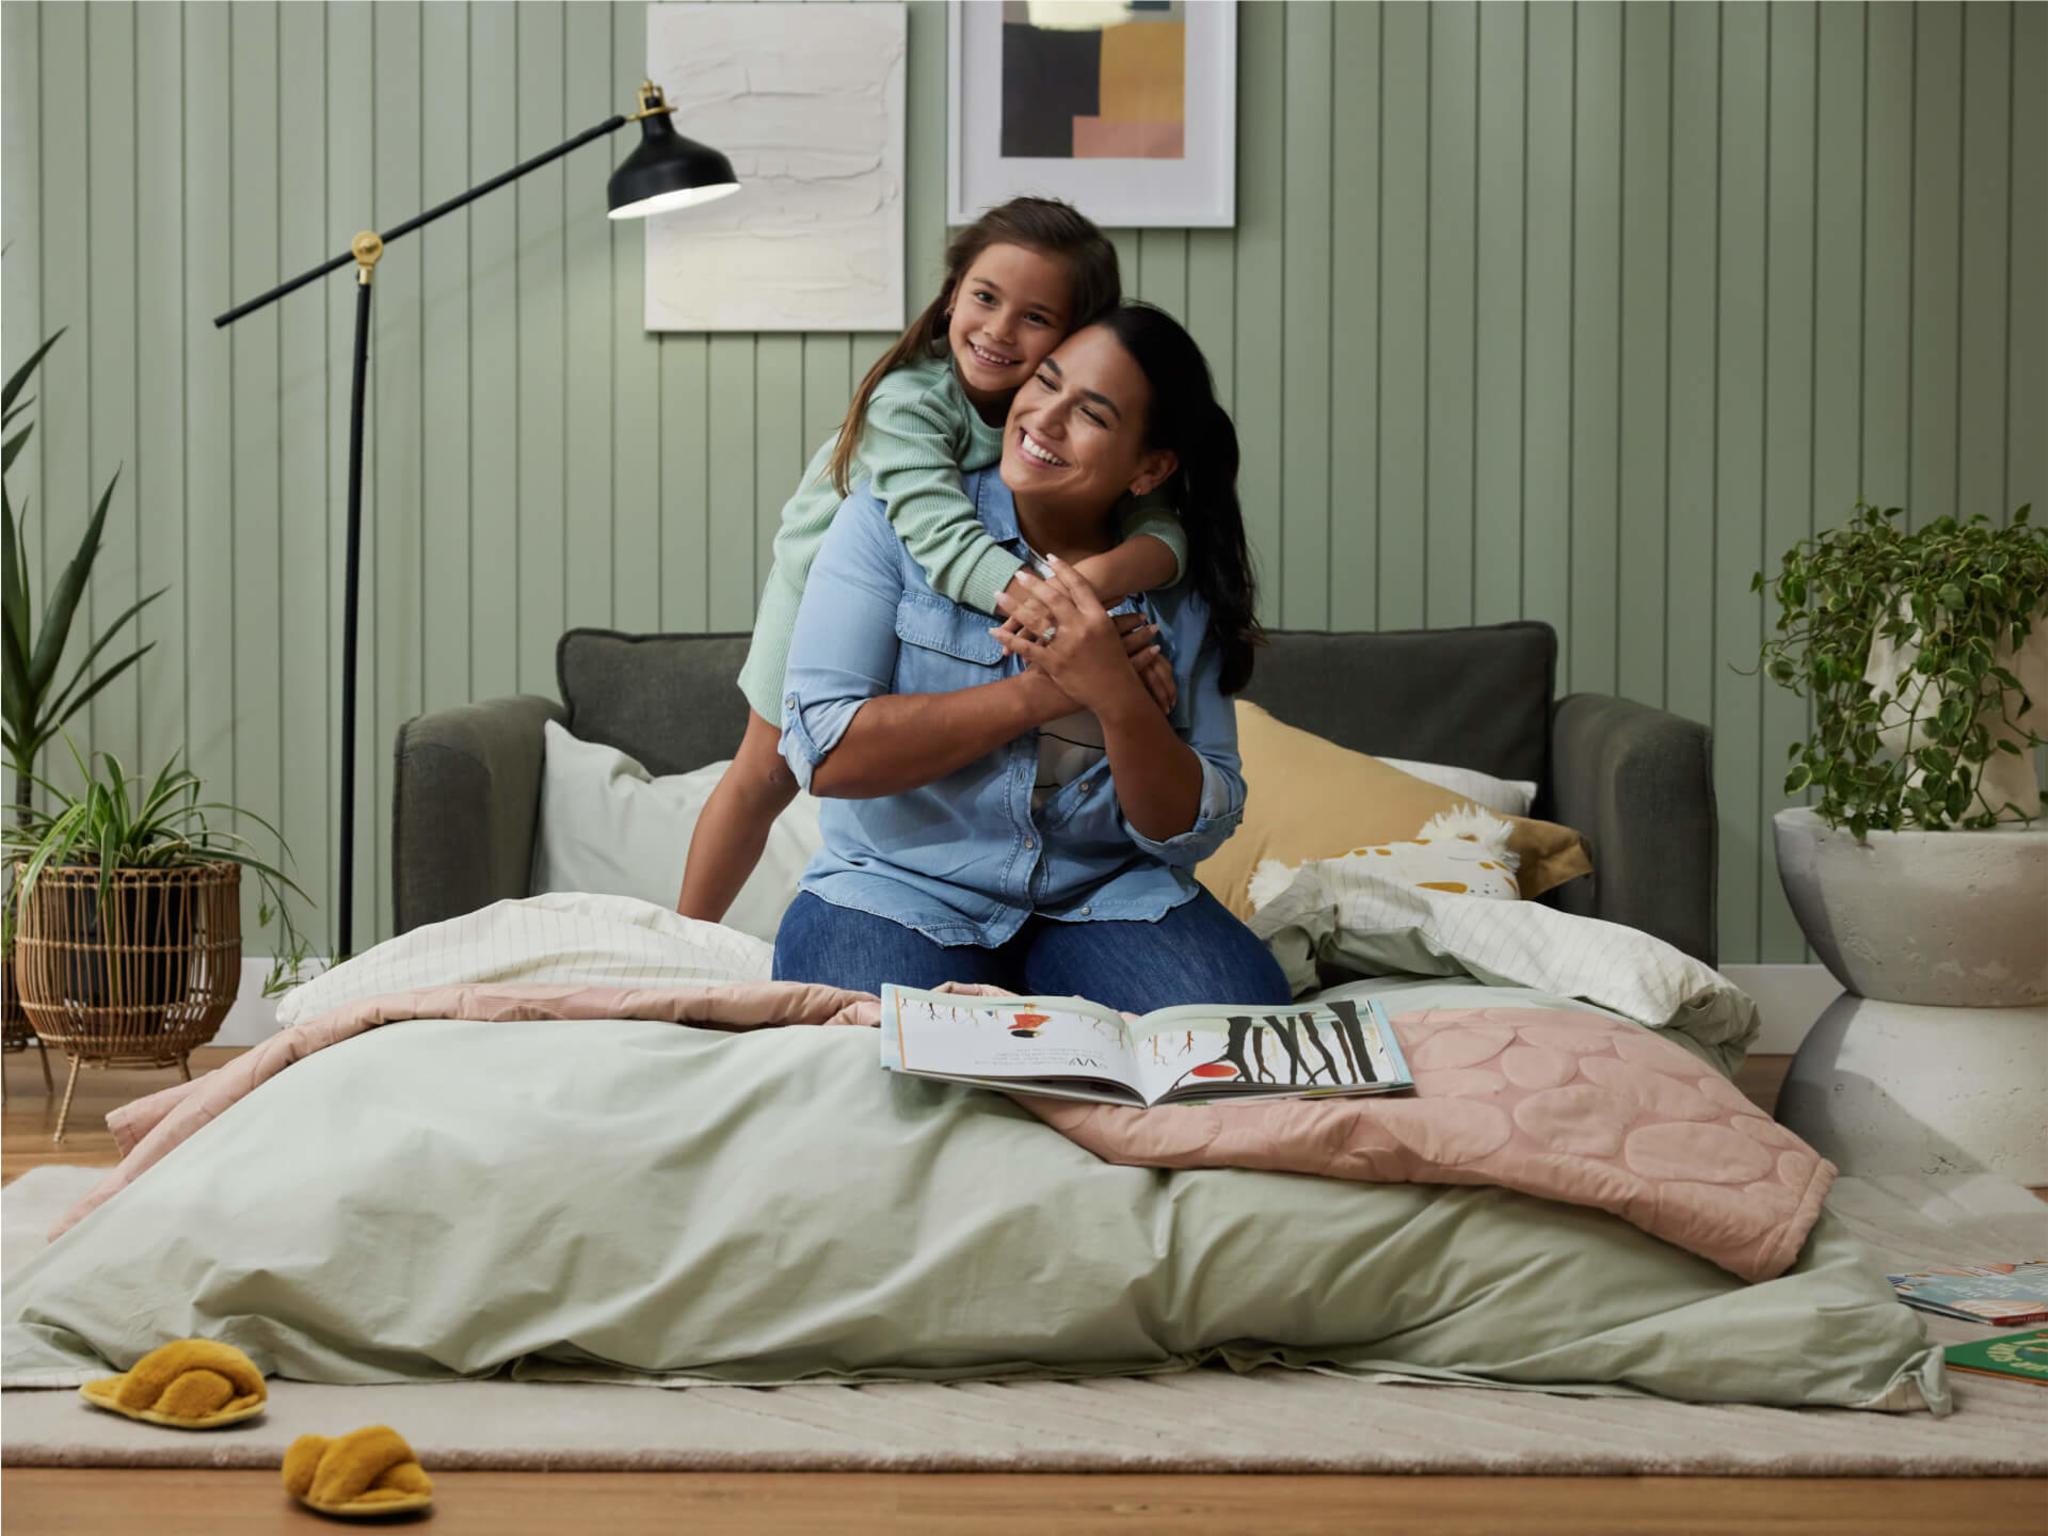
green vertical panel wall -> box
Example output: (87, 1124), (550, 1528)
(2, 1), (2041, 965)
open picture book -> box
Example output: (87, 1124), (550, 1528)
(879, 984), (1414, 1107)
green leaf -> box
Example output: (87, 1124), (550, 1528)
(41, 588), (166, 721)
(45, 646), (153, 733)
(26, 468), (120, 696)
(1784, 764), (1812, 794)
(1, 493), (30, 687)
(0, 329), (63, 418)
(1, 422), (31, 477)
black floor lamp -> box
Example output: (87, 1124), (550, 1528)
(215, 82), (737, 961)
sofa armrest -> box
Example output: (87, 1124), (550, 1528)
(1543, 693), (1718, 968)
(392, 695), (565, 936)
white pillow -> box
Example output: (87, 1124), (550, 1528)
(1247, 806), (1521, 912)
(1376, 758), (1536, 818)
(1245, 853), (1759, 1061)
(529, 721), (824, 944)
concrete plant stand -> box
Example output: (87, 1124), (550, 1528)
(1772, 807), (2048, 1182)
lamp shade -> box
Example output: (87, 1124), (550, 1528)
(607, 111), (739, 220)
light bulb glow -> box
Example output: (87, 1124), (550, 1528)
(608, 181), (741, 220)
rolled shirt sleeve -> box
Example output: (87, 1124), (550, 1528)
(1118, 611), (1246, 867)
(777, 492), (907, 792)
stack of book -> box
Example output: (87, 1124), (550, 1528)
(1887, 1259), (2048, 1326)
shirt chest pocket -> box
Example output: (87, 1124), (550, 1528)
(893, 592), (1007, 693)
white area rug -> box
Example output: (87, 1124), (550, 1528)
(3, 1166), (2043, 1475)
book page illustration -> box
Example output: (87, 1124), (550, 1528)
(1134, 999), (1393, 1102)
(892, 993), (1135, 1086)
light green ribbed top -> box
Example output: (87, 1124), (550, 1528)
(737, 351), (1186, 723)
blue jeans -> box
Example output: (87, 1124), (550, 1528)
(773, 887), (1293, 1013)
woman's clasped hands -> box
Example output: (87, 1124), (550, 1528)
(991, 556), (1176, 717)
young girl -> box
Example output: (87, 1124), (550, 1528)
(679, 197), (1188, 924)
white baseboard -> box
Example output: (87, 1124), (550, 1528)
(1722, 964), (1843, 1056)
(215, 958), (323, 1046)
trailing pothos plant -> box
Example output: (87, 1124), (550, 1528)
(1749, 502), (2048, 836)
(2, 743), (315, 997)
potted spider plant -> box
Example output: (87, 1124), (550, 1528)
(1750, 502), (2047, 1180)
(2, 744), (312, 1140)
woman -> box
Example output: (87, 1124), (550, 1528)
(772, 305), (1290, 1013)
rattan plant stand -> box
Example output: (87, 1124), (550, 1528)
(11, 861), (241, 1142)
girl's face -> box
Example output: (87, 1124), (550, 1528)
(946, 243), (1074, 408)
(1000, 325), (1177, 515)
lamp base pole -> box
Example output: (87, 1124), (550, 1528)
(337, 233), (383, 963)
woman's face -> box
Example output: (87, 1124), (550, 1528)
(1000, 325), (1177, 514)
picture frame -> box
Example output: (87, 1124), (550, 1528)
(947, 0), (1237, 229)
(644, 2), (906, 332)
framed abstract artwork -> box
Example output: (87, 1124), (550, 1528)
(948, 0), (1237, 229)
(644, 3), (906, 331)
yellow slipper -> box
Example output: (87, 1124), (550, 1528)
(78, 1338), (267, 1429)
(282, 1425), (435, 1519)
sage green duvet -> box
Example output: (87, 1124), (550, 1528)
(2, 1016), (1942, 1412)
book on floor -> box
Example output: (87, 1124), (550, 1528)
(1886, 1260), (2048, 1326)
(1942, 1329), (2048, 1388)
(878, 985), (1413, 1107)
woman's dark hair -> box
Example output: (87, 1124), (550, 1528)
(1099, 303), (1264, 695)
(826, 197), (1122, 497)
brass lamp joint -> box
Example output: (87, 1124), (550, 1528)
(352, 231), (384, 284)
(628, 80), (678, 121)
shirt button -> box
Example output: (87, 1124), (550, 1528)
(784, 694), (796, 709)
(1024, 835), (1036, 849)
(1079, 906), (1091, 916)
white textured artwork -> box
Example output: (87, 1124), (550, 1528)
(645, 3), (906, 332)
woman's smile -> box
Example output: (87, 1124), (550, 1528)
(1016, 426), (1070, 469)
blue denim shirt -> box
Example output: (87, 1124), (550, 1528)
(778, 469), (1245, 947)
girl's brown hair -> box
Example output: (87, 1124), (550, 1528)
(825, 197), (1122, 496)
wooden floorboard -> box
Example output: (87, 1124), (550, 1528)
(4, 1469), (2045, 1536)
(4, 1044), (2041, 1534)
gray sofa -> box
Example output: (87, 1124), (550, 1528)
(393, 621), (1719, 966)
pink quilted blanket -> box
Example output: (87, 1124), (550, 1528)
(58, 984), (1833, 1282)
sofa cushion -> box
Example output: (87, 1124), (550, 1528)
(558, 630), (757, 778)
(1240, 623), (1555, 785)
(558, 620), (1558, 785)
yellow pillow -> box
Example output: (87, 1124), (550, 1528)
(1197, 701), (1593, 919)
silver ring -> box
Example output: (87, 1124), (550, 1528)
(1039, 623), (1058, 645)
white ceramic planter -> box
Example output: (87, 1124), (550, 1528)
(1773, 808), (2048, 1007)
(1772, 808), (2048, 1181)
(1777, 994), (2048, 1182)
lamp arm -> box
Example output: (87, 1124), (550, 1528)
(214, 112), (629, 328)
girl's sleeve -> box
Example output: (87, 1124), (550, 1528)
(862, 388), (1024, 616)
(1120, 489), (1189, 588)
